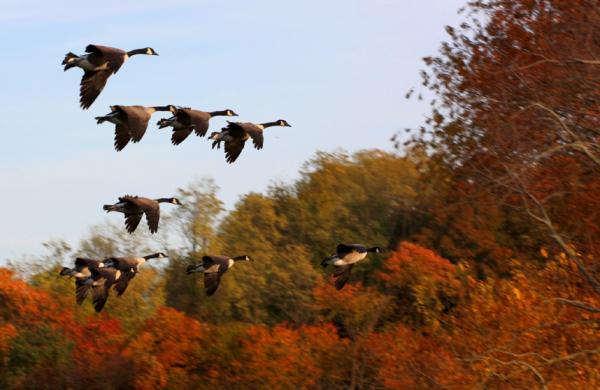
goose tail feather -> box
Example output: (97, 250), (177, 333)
(62, 52), (79, 70)
(186, 264), (202, 274)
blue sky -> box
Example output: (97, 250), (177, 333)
(0, 0), (466, 261)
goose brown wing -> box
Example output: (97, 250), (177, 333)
(124, 212), (143, 233)
(223, 121), (246, 137)
(114, 271), (136, 296)
(119, 195), (143, 209)
(171, 128), (194, 145)
(204, 272), (222, 296)
(184, 110), (210, 137)
(114, 123), (132, 151)
(80, 70), (111, 109)
(203, 255), (230, 270)
(85, 44), (126, 74)
(117, 106), (151, 142)
(123, 196), (160, 233)
(224, 138), (245, 164)
(336, 244), (365, 257)
(75, 280), (91, 305)
(91, 268), (121, 312)
(202, 256), (229, 296)
(333, 264), (354, 290)
(107, 106), (133, 151)
(243, 124), (264, 150)
(201, 255), (216, 268)
(75, 257), (102, 271)
(108, 257), (133, 270)
(96, 267), (120, 284)
(92, 284), (109, 312)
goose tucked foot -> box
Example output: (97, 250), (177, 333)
(209, 132), (223, 149)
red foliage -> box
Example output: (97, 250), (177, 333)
(368, 324), (470, 388)
(0, 268), (62, 326)
(123, 307), (205, 389)
(236, 323), (347, 389)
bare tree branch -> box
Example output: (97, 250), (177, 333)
(551, 298), (600, 313)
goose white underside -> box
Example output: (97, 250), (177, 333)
(76, 55), (109, 72)
(333, 251), (368, 266)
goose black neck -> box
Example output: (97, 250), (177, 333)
(127, 48), (148, 56)
(367, 247), (380, 253)
(144, 253), (161, 260)
(152, 106), (172, 112)
(154, 198), (172, 203)
(210, 110), (229, 117)
(233, 255), (248, 261)
(260, 121), (280, 128)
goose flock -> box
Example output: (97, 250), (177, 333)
(59, 44), (381, 312)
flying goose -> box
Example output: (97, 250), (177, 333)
(103, 195), (181, 234)
(95, 105), (175, 151)
(186, 255), (251, 296)
(60, 257), (108, 304)
(104, 252), (168, 296)
(60, 257), (107, 279)
(157, 108), (238, 145)
(209, 119), (291, 163)
(77, 267), (123, 312)
(321, 244), (381, 290)
(62, 44), (159, 109)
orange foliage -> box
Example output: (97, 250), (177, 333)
(0, 323), (17, 356)
(313, 280), (391, 337)
(236, 323), (347, 389)
(368, 324), (470, 388)
(0, 268), (61, 326)
(69, 316), (128, 388)
(378, 242), (464, 327)
(123, 307), (205, 389)
(447, 259), (600, 388)
(380, 242), (457, 284)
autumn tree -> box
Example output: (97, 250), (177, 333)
(123, 307), (206, 389)
(378, 242), (463, 328)
(405, 0), (600, 293)
(284, 150), (419, 272)
(166, 178), (223, 254)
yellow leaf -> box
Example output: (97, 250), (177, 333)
(513, 288), (521, 300)
(540, 248), (548, 258)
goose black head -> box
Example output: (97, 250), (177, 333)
(277, 119), (291, 127)
(145, 47), (159, 56)
(170, 197), (182, 206)
(369, 247), (382, 254)
(233, 255), (251, 262)
(226, 109), (238, 117)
